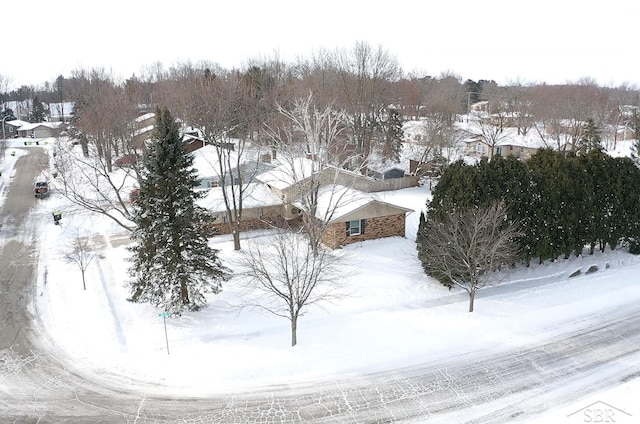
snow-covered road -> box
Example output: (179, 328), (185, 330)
(3, 298), (639, 423)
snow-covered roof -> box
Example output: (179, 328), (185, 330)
(4, 119), (29, 127)
(191, 145), (239, 177)
(255, 157), (316, 190)
(15, 121), (63, 131)
(133, 125), (154, 137)
(135, 112), (155, 123)
(198, 182), (282, 212)
(294, 184), (413, 222)
(494, 128), (547, 149)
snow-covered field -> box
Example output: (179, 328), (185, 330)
(2, 138), (639, 422)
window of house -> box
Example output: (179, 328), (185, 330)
(496, 147), (503, 156)
(346, 219), (366, 236)
(210, 180), (219, 188)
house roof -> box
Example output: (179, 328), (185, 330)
(294, 184), (413, 222)
(5, 119), (29, 128)
(16, 121), (63, 131)
(198, 182), (282, 212)
(191, 145), (237, 177)
(135, 112), (155, 123)
(255, 157), (317, 190)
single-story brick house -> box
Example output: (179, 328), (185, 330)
(197, 155), (415, 249)
(294, 184), (413, 249)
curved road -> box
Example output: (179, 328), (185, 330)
(1, 148), (640, 423)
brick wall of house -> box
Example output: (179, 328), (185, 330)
(210, 214), (301, 236)
(321, 213), (406, 249)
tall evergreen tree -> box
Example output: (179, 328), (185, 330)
(577, 118), (602, 154)
(30, 96), (46, 122)
(128, 107), (229, 315)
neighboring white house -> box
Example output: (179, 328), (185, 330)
(1, 119), (29, 139)
(16, 121), (65, 138)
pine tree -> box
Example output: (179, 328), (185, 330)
(526, 149), (566, 262)
(128, 107), (230, 315)
(577, 118), (602, 154)
(30, 96), (46, 123)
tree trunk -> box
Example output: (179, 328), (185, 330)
(291, 315), (298, 347)
(81, 271), (86, 290)
(180, 281), (190, 306)
(468, 289), (476, 313)
(232, 229), (241, 251)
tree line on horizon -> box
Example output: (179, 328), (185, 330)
(2, 41), (639, 150)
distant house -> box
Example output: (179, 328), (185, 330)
(2, 119), (28, 139)
(191, 145), (275, 189)
(17, 121), (65, 138)
(463, 134), (489, 158)
(463, 127), (546, 161)
(182, 132), (206, 153)
(616, 125), (636, 141)
(131, 112), (156, 149)
(131, 115), (215, 153)
(469, 101), (489, 114)
(493, 140), (540, 160)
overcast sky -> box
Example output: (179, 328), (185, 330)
(3, 0), (638, 89)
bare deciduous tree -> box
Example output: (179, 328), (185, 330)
(54, 68), (154, 232)
(332, 41), (401, 165)
(64, 232), (97, 290)
(235, 230), (345, 346)
(423, 72), (467, 127)
(502, 81), (536, 136)
(472, 114), (507, 159)
(53, 139), (138, 232)
(418, 202), (521, 312)
(265, 93), (366, 254)
(405, 117), (461, 176)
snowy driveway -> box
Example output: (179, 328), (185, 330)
(1, 148), (640, 423)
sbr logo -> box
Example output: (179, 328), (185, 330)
(567, 401), (632, 423)
(583, 407), (616, 422)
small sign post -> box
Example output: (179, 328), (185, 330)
(158, 311), (171, 355)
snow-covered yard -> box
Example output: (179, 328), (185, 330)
(3, 138), (639, 422)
